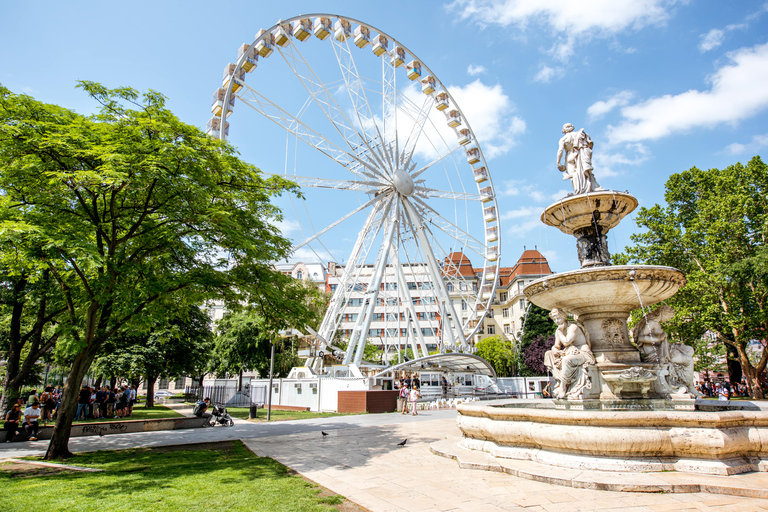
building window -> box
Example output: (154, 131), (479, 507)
(487, 325), (495, 335)
(502, 308), (509, 318)
(518, 281), (525, 293)
(520, 299), (527, 310)
(296, 271), (303, 280)
(504, 324), (511, 334)
(461, 300), (467, 311)
(446, 282), (454, 292)
(487, 309), (494, 318)
(499, 292), (508, 302)
(330, 284), (338, 291)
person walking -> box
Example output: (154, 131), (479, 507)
(4, 404), (22, 443)
(76, 385), (90, 421)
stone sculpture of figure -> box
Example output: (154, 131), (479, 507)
(632, 305), (701, 397)
(544, 308), (596, 399)
(557, 123), (603, 195)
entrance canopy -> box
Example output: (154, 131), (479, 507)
(372, 353), (497, 380)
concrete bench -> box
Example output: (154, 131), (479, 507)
(0, 416), (209, 442)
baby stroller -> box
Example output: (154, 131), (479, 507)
(205, 404), (234, 427)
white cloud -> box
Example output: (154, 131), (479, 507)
(593, 143), (651, 177)
(607, 42), (768, 144)
(450, 0), (674, 36)
(723, 133), (768, 155)
(533, 64), (564, 83)
(501, 206), (543, 236)
(699, 29), (725, 52)
(587, 90), (634, 119)
(447, 79), (526, 159)
(467, 64), (487, 76)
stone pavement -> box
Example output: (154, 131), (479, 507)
(3, 409), (768, 511)
(243, 417), (768, 512)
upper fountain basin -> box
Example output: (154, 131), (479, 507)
(542, 191), (638, 235)
(524, 265), (686, 316)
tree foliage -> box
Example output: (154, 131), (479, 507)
(0, 82), (302, 458)
(475, 335), (518, 377)
(522, 335), (555, 376)
(616, 157), (768, 398)
(519, 303), (556, 348)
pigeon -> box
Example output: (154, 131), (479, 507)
(321, 431), (329, 437)
(397, 439), (407, 447)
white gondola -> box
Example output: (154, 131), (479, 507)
(255, 29), (274, 57)
(485, 265), (497, 280)
(447, 109), (461, 128)
(486, 226), (498, 243)
(334, 19), (351, 41)
(237, 43), (258, 73)
(486, 246), (499, 262)
(466, 147), (480, 164)
(458, 129), (472, 145)
(205, 117), (229, 138)
(474, 167), (488, 183)
(406, 60), (421, 80)
(293, 19), (312, 41)
(479, 186), (493, 202)
(372, 34), (388, 56)
(481, 285), (493, 300)
(222, 63), (245, 93)
(421, 75), (435, 95)
(211, 88), (235, 117)
(354, 25), (370, 47)
(435, 92), (449, 111)
(274, 23), (291, 47)
(314, 17), (331, 40)
(483, 206), (497, 222)
(391, 46), (405, 67)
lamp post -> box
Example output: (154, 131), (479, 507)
(267, 341), (275, 421)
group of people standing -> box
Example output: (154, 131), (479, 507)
(698, 381), (749, 400)
(3, 382), (138, 443)
(396, 376), (421, 416)
(77, 384), (137, 421)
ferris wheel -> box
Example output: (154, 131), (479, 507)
(208, 14), (501, 369)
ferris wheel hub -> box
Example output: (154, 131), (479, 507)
(393, 169), (415, 197)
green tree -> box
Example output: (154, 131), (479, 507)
(93, 305), (214, 407)
(475, 335), (518, 377)
(617, 157), (768, 398)
(519, 303), (556, 348)
(0, 83), (301, 459)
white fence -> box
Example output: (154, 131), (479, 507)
(250, 377), (369, 412)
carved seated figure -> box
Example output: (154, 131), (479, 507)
(632, 305), (700, 397)
(544, 308), (596, 399)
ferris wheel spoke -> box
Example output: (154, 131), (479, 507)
(318, 197), (393, 346)
(291, 193), (384, 252)
(389, 247), (430, 359)
(329, 36), (395, 174)
(414, 187), (485, 201)
(236, 83), (380, 179)
(266, 173), (386, 193)
(410, 144), (464, 180)
(400, 198), (468, 350)
(410, 196), (487, 258)
(275, 41), (391, 180)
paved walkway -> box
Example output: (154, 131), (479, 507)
(2, 410), (768, 511)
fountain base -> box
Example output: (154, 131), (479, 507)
(456, 399), (768, 476)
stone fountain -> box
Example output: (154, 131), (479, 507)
(448, 124), (768, 476)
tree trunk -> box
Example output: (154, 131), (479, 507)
(45, 351), (95, 460)
(238, 369), (243, 392)
(144, 375), (158, 408)
(110, 376), (117, 389)
(726, 345), (742, 385)
(94, 376), (103, 389)
(736, 343), (765, 400)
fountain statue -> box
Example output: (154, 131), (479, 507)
(443, 125), (768, 477)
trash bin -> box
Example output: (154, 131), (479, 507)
(249, 404), (259, 419)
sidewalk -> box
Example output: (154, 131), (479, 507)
(2, 410), (767, 511)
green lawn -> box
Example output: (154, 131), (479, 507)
(226, 407), (358, 422)
(2, 441), (346, 512)
(69, 405), (184, 424)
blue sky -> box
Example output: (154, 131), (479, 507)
(2, 1), (767, 273)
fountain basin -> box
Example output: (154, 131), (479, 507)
(525, 265), (686, 364)
(542, 191), (638, 235)
(457, 399), (768, 475)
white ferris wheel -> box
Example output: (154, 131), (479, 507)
(208, 14), (501, 370)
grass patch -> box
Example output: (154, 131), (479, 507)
(4, 441), (350, 511)
(225, 408), (357, 422)
(70, 405), (184, 424)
